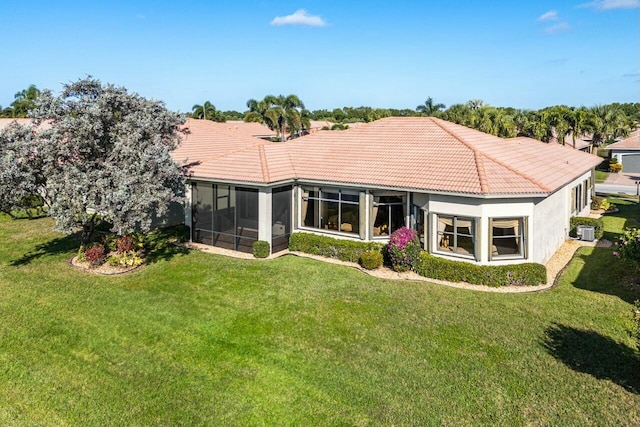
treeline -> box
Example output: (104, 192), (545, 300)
(4, 84), (638, 146)
(308, 100), (640, 146)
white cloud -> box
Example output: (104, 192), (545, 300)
(537, 10), (559, 21)
(578, 0), (639, 10)
(270, 9), (327, 27)
(544, 22), (570, 34)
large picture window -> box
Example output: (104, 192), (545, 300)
(436, 215), (476, 258)
(301, 187), (360, 234)
(490, 217), (526, 260)
(372, 195), (405, 237)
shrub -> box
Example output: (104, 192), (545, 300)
(415, 252), (547, 287)
(610, 163), (623, 173)
(386, 227), (421, 272)
(289, 232), (383, 263)
(253, 240), (270, 258)
(359, 250), (383, 270)
(76, 245), (87, 263)
(569, 217), (604, 239)
(116, 235), (135, 254)
(85, 245), (106, 267)
(590, 196), (611, 211)
(614, 228), (640, 264)
(107, 250), (144, 267)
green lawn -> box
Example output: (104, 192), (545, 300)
(0, 210), (639, 426)
(595, 169), (609, 183)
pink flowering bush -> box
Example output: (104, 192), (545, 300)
(614, 228), (640, 264)
(386, 227), (421, 272)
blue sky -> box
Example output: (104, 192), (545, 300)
(0, 0), (638, 113)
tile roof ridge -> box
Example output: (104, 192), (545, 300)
(258, 144), (270, 182)
(429, 117), (489, 193)
(431, 117), (552, 193)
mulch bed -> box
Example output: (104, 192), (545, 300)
(69, 256), (145, 276)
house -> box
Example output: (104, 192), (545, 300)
(604, 130), (640, 173)
(174, 117), (601, 265)
(548, 130), (593, 153)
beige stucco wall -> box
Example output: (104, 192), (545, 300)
(531, 170), (592, 264)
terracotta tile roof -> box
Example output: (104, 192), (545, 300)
(0, 118), (50, 131)
(174, 117), (602, 196)
(605, 130), (640, 151)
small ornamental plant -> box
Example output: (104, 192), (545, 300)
(115, 235), (135, 254)
(359, 250), (383, 270)
(386, 227), (421, 272)
(252, 240), (270, 258)
(85, 245), (106, 267)
(614, 228), (640, 264)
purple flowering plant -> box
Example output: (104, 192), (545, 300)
(386, 226), (421, 272)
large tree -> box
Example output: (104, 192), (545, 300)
(0, 77), (186, 243)
(0, 122), (46, 217)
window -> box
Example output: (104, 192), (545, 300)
(436, 215), (476, 258)
(372, 195), (405, 237)
(489, 217), (527, 260)
(411, 204), (425, 248)
(572, 180), (590, 215)
(301, 187), (360, 234)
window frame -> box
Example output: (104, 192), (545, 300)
(434, 214), (477, 260)
(300, 186), (360, 235)
(488, 217), (528, 261)
(371, 193), (406, 239)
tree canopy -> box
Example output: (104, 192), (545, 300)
(0, 77), (186, 243)
(244, 94), (310, 141)
(191, 101), (226, 122)
(0, 84), (41, 118)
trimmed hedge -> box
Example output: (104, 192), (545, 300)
(415, 252), (547, 287)
(569, 216), (604, 239)
(359, 250), (383, 270)
(289, 232), (383, 263)
(253, 240), (270, 258)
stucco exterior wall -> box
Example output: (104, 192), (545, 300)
(531, 170), (593, 264)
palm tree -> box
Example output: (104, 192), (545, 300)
(416, 97), (446, 116)
(588, 105), (628, 147)
(11, 84), (40, 118)
(191, 101), (225, 122)
(566, 107), (591, 149)
(244, 94), (307, 141)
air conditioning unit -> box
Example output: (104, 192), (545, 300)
(577, 225), (595, 242)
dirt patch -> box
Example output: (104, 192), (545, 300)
(70, 256), (144, 276)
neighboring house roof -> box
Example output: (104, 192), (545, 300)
(604, 130), (640, 151)
(548, 131), (592, 151)
(175, 117), (601, 197)
(0, 118), (51, 131)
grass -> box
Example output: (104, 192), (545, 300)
(595, 169), (609, 183)
(0, 213), (639, 426)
